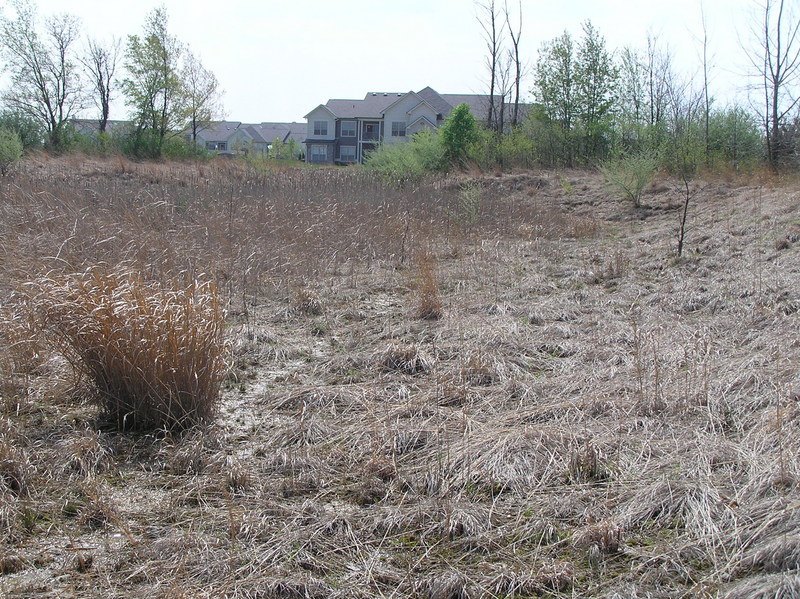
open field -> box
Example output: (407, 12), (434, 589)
(1, 156), (800, 598)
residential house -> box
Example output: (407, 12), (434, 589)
(244, 122), (307, 157)
(193, 121), (306, 157)
(304, 86), (522, 165)
(192, 121), (249, 154)
(70, 118), (135, 138)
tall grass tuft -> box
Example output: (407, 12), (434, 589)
(31, 267), (228, 431)
(415, 250), (442, 320)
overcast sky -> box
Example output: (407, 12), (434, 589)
(4, 0), (763, 123)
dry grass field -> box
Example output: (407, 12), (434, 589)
(1, 155), (799, 598)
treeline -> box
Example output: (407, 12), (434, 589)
(370, 0), (799, 178)
(524, 21), (763, 173)
(0, 1), (223, 159)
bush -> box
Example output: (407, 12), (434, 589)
(31, 268), (228, 431)
(0, 110), (44, 150)
(599, 152), (658, 207)
(0, 128), (23, 176)
(440, 103), (479, 168)
(363, 129), (445, 182)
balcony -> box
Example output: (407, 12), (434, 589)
(361, 121), (381, 141)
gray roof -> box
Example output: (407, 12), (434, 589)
(416, 87), (453, 117)
(311, 88), (517, 122)
(325, 92), (405, 118)
(70, 118), (134, 136)
(198, 121), (244, 142)
(246, 122), (306, 145)
(416, 87), (528, 123)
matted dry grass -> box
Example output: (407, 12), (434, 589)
(1, 158), (799, 598)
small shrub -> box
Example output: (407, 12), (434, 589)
(599, 152), (658, 207)
(0, 128), (23, 176)
(31, 267), (228, 431)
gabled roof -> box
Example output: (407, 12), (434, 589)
(408, 114), (437, 129)
(246, 123), (289, 144)
(415, 86), (526, 123)
(382, 91), (427, 115)
(440, 94), (491, 119)
(246, 122), (307, 145)
(416, 86), (454, 118)
(304, 104), (336, 120)
(197, 121), (245, 142)
(308, 87), (529, 125)
(324, 92), (405, 119)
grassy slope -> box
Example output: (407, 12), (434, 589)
(1, 158), (800, 598)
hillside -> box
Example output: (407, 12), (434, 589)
(1, 158), (799, 598)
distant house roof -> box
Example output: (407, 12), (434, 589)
(197, 121), (244, 142)
(416, 87), (453, 118)
(247, 122), (306, 145)
(70, 118), (133, 136)
(307, 87), (526, 125)
(324, 92), (406, 119)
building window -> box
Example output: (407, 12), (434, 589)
(311, 145), (328, 162)
(339, 145), (356, 162)
(314, 121), (328, 136)
(391, 122), (406, 137)
(205, 141), (227, 151)
(341, 121), (356, 137)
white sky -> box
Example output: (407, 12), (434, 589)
(3, 0), (762, 124)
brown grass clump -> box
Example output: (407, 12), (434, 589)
(292, 287), (324, 316)
(415, 249), (443, 320)
(30, 267), (228, 431)
(378, 344), (433, 375)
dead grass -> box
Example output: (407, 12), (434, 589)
(1, 157), (799, 598)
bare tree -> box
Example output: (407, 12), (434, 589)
(82, 37), (120, 134)
(0, 0), (84, 150)
(746, 0), (800, 167)
(182, 49), (224, 146)
(699, 1), (712, 164)
(477, 0), (505, 129)
(503, 0), (523, 126)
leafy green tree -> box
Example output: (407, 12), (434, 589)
(0, 0), (84, 151)
(576, 20), (617, 159)
(708, 106), (764, 170)
(123, 7), (186, 158)
(0, 128), (24, 175)
(534, 31), (577, 165)
(440, 103), (479, 168)
(182, 49), (223, 147)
